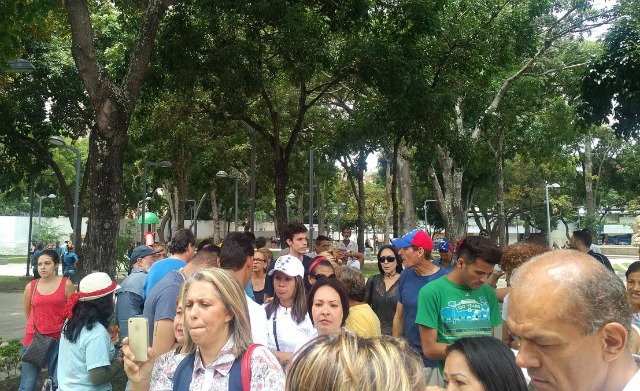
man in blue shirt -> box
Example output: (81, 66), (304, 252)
(432, 241), (454, 274)
(143, 229), (195, 298)
(115, 245), (161, 340)
(391, 229), (447, 386)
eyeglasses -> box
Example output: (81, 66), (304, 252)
(479, 232), (489, 237)
(311, 273), (336, 280)
(253, 258), (267, 263)
(378, 256), (396, 263)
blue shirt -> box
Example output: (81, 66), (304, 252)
(396, 266), (447, 367)
(58, 322), (115, 391)
(432, 257), (454, 274)
(115, 268), (147, 340)
(143, 257), (186, 299)
(143, 270), (184, 344)
(63, 252), (79, 272)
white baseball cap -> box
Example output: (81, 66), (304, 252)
(268, 255), (304, 278)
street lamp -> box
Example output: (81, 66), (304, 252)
(49, 136), (81, 248)
(38, 194), (56, 241)
(423, 199), (437, 235)
(7, 59), (35, 74)
(187, 199), (197, 239)
(286, 193), (295, 222)
(216, 170), (239, 231)
(26, 172), (55, 275)
(141, 161), (172, 242)
(545, 182), (561, 247)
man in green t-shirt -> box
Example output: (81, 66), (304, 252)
(416, 235), (503, 374)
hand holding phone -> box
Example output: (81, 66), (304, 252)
(128, 317), (149, 361)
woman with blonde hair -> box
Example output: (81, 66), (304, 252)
(124, 268), (284, 390)
(287, 333), (425, 391)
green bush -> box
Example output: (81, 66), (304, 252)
(0, 338), (23, 379)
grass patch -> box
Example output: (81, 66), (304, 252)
(614, 263), (631, 273)
(362, 263), (379, 278)
(0, 255), (26, 264)
(0, 276), (32, 293)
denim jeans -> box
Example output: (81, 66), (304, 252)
(18, 339), (59, 391)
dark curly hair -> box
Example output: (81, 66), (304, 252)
(500, 242), (548, 275)
(63, 295), (114, 343)
(168, 229), (196, 254)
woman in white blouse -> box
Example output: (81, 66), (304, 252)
(264, 255), (314, 370)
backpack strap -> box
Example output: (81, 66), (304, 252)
(175, 344), (262, 391)
(172, 353), (195, 391)
(241, 344), (261, 391)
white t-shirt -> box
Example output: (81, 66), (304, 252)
(337, 240), (360, 269)
(246, 294), (268, 345)
(266, 304), (314, 354)
(622, 367), (640, 391)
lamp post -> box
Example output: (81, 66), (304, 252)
(49, 136), (81, 248)
(26, 173), (55, 275)
(545, 182), (561, 247)
(286, 193), (296, 222)
(141, 161), (172, 242)
(38, 194), (57, 241)
(137, 197), (152, 242)
(216, 171), (239, 231)
(187, 199), (197, 239)
(423, 199), (436, 235)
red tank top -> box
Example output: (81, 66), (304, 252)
(24, 278), (68, 346)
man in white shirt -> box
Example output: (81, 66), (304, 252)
(508, 250), (640, 391)
(218, 232), (268, 345)
(336, 227), (364, 269)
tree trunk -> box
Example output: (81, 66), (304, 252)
(427, 145), (468, 243)
(398, 144), (415, 233)
(384, 151), (393, 244)
(391, 136), (402, 237)
(211, 188), (220, 243)
(80, 125), (127, 279)
(297, 194), (304, 223)
(318, 184), (325, 235)
(65, 0), (169, 279)
(158, 212), (171, 242)
(492, 123), (506, 247)
(584, 131), (595, 215)
(274, 160), (289, 238)
(356, 171), (366, 253)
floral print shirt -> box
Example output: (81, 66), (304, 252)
(150, 337), (285, 391)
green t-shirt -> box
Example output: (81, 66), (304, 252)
(416, 275), (502, 373)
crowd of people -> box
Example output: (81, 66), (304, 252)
(18, 223), (640, 391)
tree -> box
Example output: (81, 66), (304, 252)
(581, 0), (640, 137)
(63, 0), (174, 277)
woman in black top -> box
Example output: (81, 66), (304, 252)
(364, 245), (403, 335)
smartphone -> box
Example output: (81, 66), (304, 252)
(128, 317), (149, 361)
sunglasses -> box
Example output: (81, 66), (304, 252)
(310, 273), (336, 280)
(378, 256), (396, 263)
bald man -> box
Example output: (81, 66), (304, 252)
(508, 250), (640, 391)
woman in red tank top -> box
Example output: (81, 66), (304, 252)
(19, 249), (75, 391)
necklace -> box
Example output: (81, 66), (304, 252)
(385, 271), (397, 279)
(282, 304), (292, 315)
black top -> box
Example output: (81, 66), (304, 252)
(364, 273), (401, 336)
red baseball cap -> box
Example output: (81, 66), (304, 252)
(391, 229), (433, 252)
